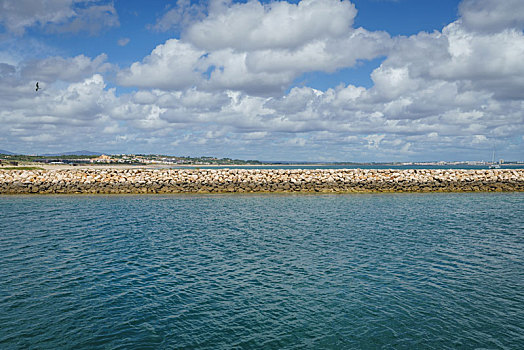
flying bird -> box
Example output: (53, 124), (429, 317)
(36, 82), (40, 92)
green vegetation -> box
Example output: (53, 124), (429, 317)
(0, 153), (264, 166)
(0, 154), (98, 162)
(111, 154), (263, 165)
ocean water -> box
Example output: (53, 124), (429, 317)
(0, 194), (523, 349)
(169, 164), (523, 170)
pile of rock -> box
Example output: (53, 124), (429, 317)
(0, 168), (522, 194)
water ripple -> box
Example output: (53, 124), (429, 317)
(0, 193), (523, 349)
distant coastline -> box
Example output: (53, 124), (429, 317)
(2, 151), (522, 169)
(1, 162), (523, 172)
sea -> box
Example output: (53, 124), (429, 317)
(1, 193), (523, 349)
(168, 164), (523, 170)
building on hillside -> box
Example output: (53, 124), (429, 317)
(91, 154), (113, 163)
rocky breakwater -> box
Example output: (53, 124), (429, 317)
(0, 168), (523, 194)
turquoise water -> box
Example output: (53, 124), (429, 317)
(1, 194), (523, 349)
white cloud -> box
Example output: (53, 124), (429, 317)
(117, 38), (130, 46)
(20, 133), (57, 142)
(118, 0), (390, 94)
(46, 3), (119, 35)
(151, 0), (207, 32)
(432, 23), (524, 99)
(0, 0), (119, 36)
(0, 0), (75, 35)
(201, 49), (298, 95)
(185, 0), (357, 51)
(21, 54), (112, 83)
(371, 20), (524, 106)
(459, 0), (524, 33)
(117, 39), (205, 90)
(371, 66), (416, 101)
(244, 28), (390, 74)
(0, 72), (124, 154)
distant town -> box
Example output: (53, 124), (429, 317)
(0, 151), (522, 167)
(0, 153), (263, 167)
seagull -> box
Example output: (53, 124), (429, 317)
(36, 82), (40, 92)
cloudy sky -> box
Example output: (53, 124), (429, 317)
(0, 0), (523, 161)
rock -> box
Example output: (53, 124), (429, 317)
(0, 168), (522, 194)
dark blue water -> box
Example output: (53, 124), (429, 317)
(1, 194), (523, 349)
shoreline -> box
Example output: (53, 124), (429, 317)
(1, 168), (522, 194)
(3, 162), (523, 171)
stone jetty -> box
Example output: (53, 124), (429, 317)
(0, 168), (523, 194)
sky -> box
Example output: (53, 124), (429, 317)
(0, 0), (523, 162)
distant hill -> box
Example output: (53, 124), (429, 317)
(40, 150), (103, 156)
(0, 149), (14, 155)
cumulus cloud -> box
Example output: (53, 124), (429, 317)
(433, 24), (524, 99)
(459, 0), (524, 32)
(119, 0), (391, 94)
(0, 0), (119, 36)
(246, 28), (390, 72)
(117, 39), (205, 90)
(373, 21), (524, 103)
(184, 0), (357, 51)
(0, 72), (122, 153)
(21, 54), (112, 83)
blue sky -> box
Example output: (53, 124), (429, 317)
(0, 0), (523, 161)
